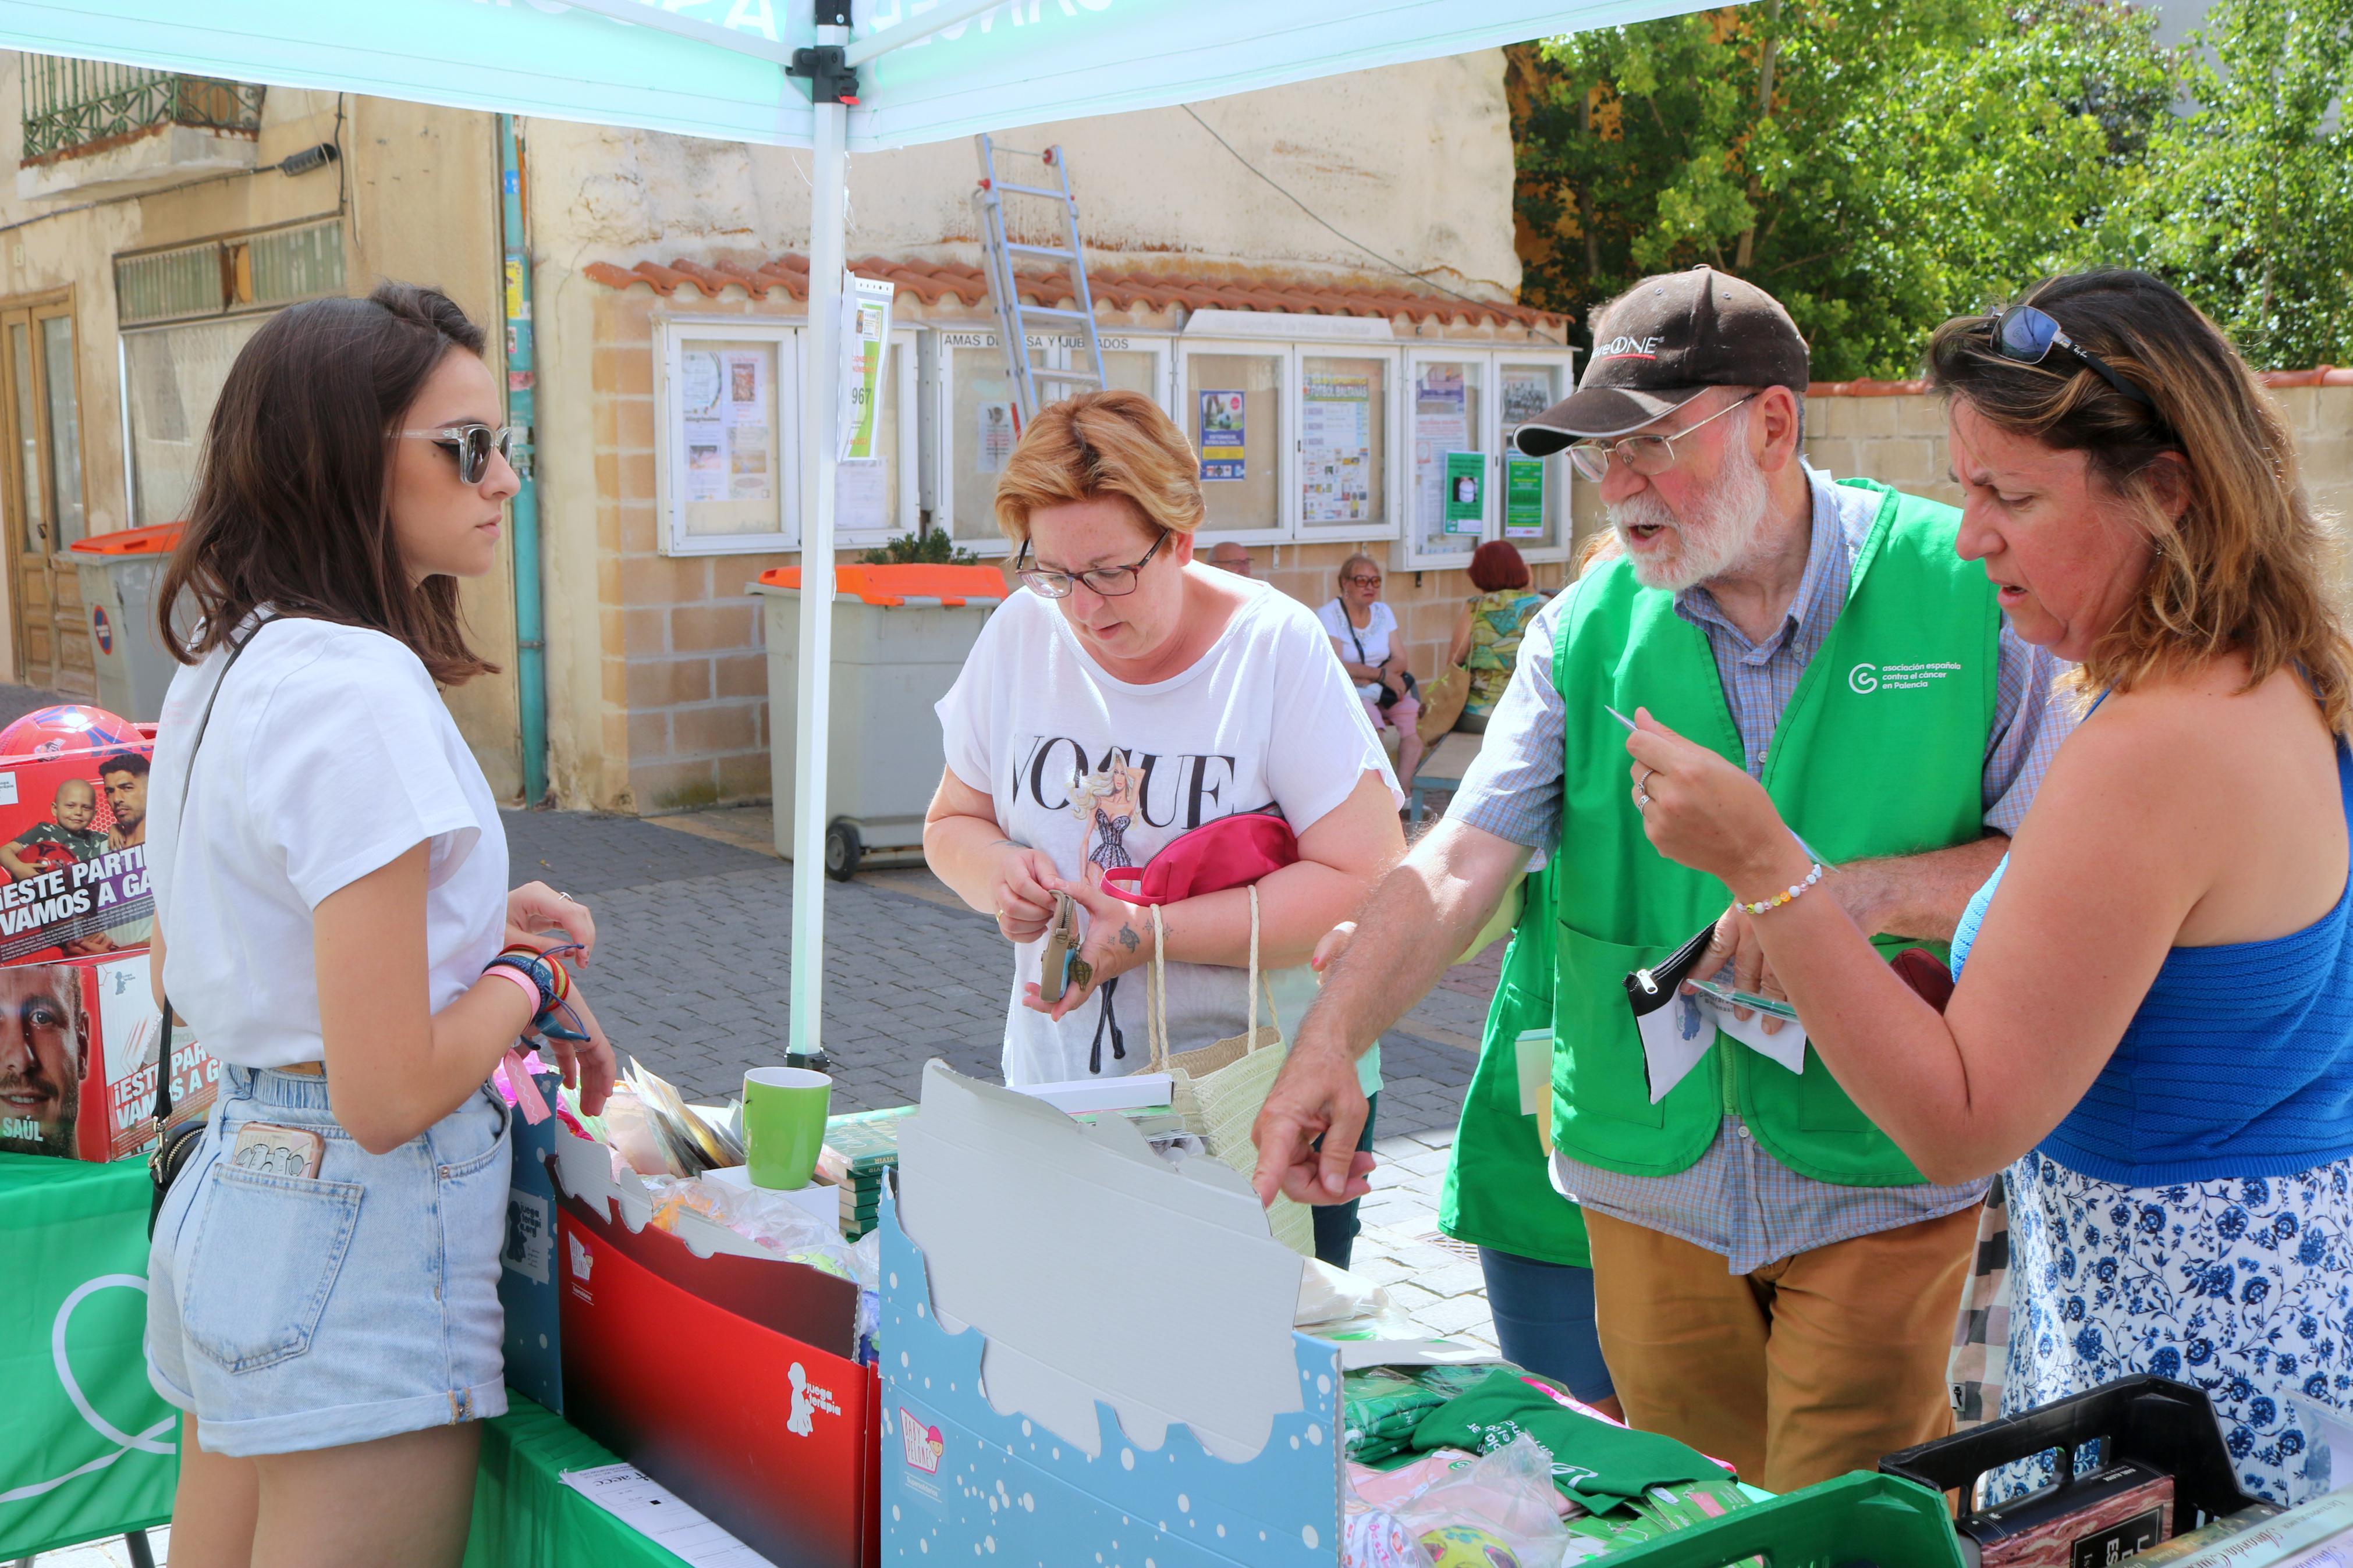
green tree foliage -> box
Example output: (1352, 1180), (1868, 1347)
(1513, 1), (2208, 378)
(2092, 0), (2353, 369)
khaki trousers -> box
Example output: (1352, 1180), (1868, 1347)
(1585, 1203), (1979, 1494)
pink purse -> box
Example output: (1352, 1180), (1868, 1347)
(1098, 809), (1297, 906)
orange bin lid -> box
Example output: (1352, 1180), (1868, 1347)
(70, 521), (184, 556)
(758, 563), (1010, 607)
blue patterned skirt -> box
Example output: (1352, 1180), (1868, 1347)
(2004, 1151), (2353, 1505)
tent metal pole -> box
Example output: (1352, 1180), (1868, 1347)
(788, 20), (849, 1058)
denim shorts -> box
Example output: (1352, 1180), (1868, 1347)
(145, 1064), (511, 1457)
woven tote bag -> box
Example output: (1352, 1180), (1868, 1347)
(1145, 892), (1315, 1256)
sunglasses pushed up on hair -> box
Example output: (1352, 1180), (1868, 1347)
(1985, 306), (2159, 410)
(398, 423), (519, 485)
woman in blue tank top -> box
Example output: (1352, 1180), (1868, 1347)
(1620, 271), (2353, 1505)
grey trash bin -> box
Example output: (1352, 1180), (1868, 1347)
(69, 523), (184, 723)
(750, 563), (1009, 879)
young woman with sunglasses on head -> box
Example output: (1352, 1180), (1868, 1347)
(924, 390), (1404, 1265)
(143, 282), (617, 1566)
(1627, 271), (2353, 1503)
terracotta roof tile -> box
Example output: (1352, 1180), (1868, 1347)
(586, 251), (1563, 333)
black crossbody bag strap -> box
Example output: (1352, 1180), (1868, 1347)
(148, 617), (271, 1231)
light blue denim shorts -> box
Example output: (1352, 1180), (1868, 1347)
(145, 1064), (511, 1457)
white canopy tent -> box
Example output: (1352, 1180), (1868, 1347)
(0, 0), (1712, 1054)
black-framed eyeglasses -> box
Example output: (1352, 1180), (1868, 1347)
(398, 424), (517, 485)
(1986, 306), (2157, 409)
(1564, 392), (1759, 483)
(1015, 528), (1171, 599)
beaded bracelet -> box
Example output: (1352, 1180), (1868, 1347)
(1736, 861), (1823, 916)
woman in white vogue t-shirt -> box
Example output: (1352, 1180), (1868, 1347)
(927, 390), (1403, 1263)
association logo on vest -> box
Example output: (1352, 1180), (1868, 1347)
(1849, 660), (1962, 695)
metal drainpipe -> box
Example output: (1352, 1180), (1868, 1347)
(498, 113), (549, 805)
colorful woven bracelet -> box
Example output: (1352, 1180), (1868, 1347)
(485, 947), (584, 1037)
(1736, 861), (1823, 916)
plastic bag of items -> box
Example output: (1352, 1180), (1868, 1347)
(1344, 1436), (1577, 1568)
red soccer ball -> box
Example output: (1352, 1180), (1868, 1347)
(0, 703), (139, 762)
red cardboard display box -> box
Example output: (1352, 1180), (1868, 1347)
(551, 1131), (881, 1568)
(0, 949), (217, 1161)
(0, 742), (155, 963)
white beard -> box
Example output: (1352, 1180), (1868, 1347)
(1607, 423), (1772, 592)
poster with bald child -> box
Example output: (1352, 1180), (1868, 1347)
(0, 749), (155, 963)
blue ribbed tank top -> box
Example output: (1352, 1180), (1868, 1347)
(1950, 742), (2353, 1186)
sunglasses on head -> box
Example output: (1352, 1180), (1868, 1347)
(1985, 305), (2158, 410)
(398, 423), (517, 485)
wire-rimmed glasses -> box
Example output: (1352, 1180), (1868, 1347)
(1564, 392), (1759, 483)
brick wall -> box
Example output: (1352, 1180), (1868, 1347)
(593, 287), (797, 813)
(1796, 380), (2353, 598)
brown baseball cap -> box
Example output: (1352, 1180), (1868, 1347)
(1514, 266), (1809, 456)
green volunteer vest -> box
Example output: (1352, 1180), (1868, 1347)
(1439, 862), (1592, 1266)
(1551, 480), (2000, 1187)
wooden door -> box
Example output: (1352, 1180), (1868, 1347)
(0, 301), (94, 696)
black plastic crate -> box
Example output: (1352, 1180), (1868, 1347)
(1881, 1375), (2262, 1556)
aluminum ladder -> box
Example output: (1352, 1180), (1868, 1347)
(973, 134), (1106, 427)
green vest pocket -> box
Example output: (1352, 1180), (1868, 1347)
(1795, 1046), (1880, 1133)
(1553, 921), (1670, 1130)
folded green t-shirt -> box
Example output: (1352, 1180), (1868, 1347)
(1409, 1368), (1734, 1514)
(1342, 1363), (1502, 1465)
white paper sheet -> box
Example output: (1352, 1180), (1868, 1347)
(1635, 988), (1809, 1104)
(559, 1463), (778, 1568)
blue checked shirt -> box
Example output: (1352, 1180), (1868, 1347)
(1447, 469), (2077, 1273)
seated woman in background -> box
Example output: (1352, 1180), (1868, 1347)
(1446, 540), (1548, 733)
(1320, 554), (1424, 793)
(1626, 269), (2353, 1504)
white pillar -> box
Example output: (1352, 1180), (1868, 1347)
(788, 31), (847, 1058)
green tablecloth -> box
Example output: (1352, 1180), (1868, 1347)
(0, 1153), (177, 1561)
(0, 1151), (687, 1567)
(466, 1395), (690, 1568)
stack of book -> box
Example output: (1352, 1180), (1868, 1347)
(823, 1105), (914, 1241)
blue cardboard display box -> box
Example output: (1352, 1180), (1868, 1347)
(879, 1063), (1347, 1567)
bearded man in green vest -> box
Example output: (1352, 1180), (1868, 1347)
(1254, 266), (2075, 1491)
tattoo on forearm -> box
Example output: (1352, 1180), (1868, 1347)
(1116, 924), (1140, 954)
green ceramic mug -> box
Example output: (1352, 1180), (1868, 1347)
(743, 1066), (832, 1190)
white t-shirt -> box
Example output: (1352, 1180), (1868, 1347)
(147, 618), (508, 1069)
(1317, 598), (1399, 701)
(939, 577), (1396, 1093)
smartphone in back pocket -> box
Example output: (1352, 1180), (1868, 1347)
(229, 1122), (326, 1180)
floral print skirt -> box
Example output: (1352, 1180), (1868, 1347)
(2004, 1151), (2353, 1505)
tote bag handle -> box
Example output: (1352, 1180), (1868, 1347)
(1142, 886), (1276, 1072)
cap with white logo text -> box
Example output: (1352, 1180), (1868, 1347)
(1514, 266), (1809, 456)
